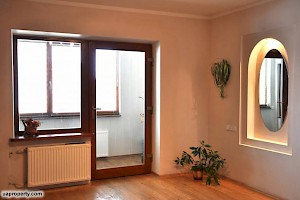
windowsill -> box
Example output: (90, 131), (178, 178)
(239, 143), (292, 156)
(239, 132), (292, 155)
(97, 114), (121, 118)
(20, 114), (80, 120)
(260, 105), (272, 109)
(10, 132), (93, 142)
(247, 136), (287, 146)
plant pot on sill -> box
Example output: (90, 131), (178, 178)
(22, 118), (40, 138)
(24, 127), (38, 138)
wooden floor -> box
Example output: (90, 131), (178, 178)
(42, 173), (275, 200)
(97, 154), (143, 169)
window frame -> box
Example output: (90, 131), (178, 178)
(13, 35), (148, 137)
(13, 35), (89, 136)
(90, 42), (149, 117)
(89, 41), (153, 179)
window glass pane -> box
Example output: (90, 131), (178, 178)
(52, 43), (81, 113)
(18, 39), (47, 114)
(259, 58), (283, 106)
(96, 50), (146, 169)
(259, 59), (271, 106)
(96, 50), (118, 112)
(17, 39), (81, 131)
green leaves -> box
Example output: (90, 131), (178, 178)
(174, 151), (195, 166)
(211, 59), (231, 98)
(214, 176), (220, 185)
(174, 141), (226, 185)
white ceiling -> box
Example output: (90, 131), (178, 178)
(28, 0), (274, 19)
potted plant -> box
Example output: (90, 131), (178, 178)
(22, 118), (41, 137)
(175, 140), (226, 185)
(211, 59), (231, 98)
(175, 150), (204, 180)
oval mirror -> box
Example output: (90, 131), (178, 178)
(259, 49), (288, 132)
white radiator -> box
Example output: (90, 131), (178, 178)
(96, 130), (109, 157)
(27, 143), (91, 187)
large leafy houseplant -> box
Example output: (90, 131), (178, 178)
(175, 141), (226, 185)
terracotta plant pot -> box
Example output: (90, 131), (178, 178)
(192, 170), (203, 180)
(24, 127), (38, 137)
(22, 118), (40, 138)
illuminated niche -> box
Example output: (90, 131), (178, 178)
(239, 32), (293, 155)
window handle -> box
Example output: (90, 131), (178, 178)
(93, 108), (102, 111)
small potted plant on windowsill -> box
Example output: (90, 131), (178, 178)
(22, 118), (41, 138)
(175, 141), (226, 185)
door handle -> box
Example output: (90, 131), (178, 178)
(92, 108), (101, 120)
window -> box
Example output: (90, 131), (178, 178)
(259, 59), (271, 107)
(13, 35), (150, 137)
(96, 49), (119, 115)
(259, 58), (284, 107)
(14, 38), (82, 134)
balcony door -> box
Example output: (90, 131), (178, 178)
(89, 42), (152, 179)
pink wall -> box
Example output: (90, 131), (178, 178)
(0, 0), (210, 189)
(209, 0), (300, 199)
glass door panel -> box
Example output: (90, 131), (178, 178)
(95, 49), (145, 170)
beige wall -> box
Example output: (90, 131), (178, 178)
(3, 0), (298, 198)
(0, 0), (210, 189)
(209, 0), (300, 199)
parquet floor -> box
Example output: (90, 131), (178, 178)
(43, 173), (276, 200)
